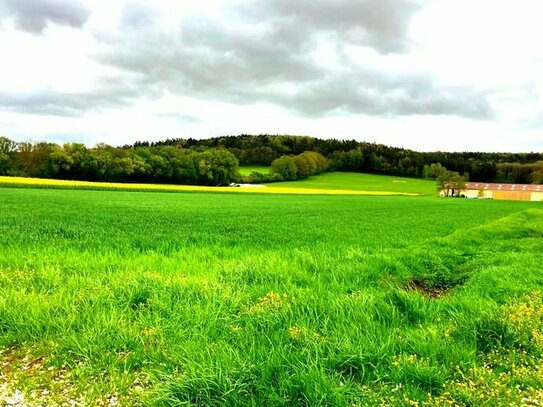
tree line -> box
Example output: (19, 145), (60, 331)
(144, 135), (543, 184)
(0, 136), (329, 185)
(0, 138), (240, 185)
(268, 151), (329, 182)
(423, 163), (469, 197)
(1, 135), (542, 185)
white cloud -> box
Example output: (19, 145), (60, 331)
(0, 0), (541, 152)
(0, 0), (91, 33)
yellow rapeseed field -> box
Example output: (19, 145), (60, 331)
(0, 176), (417, 196)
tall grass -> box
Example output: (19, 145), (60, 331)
(0, 188), (542, 405)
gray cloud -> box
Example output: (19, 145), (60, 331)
(1, 0), (90, 33)
(0, 0), (493, 121)
(282, 77), (493, 118)
(0, 78), (142, 117)
(91, 0), (492, 120)
(119, 0), (159, 29)
(238, 0), (423, 54)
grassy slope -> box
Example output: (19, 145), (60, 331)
(0, 188), (542, 405)
(268, 172), (438, 195)
(238, 166), (270, 176)
(0, 176), (414, 196)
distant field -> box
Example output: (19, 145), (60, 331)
(268, 171), (438, 195)
(1, 187), (543, 405)
(0, 176), (417, 196)
(238, 166), (270, 175)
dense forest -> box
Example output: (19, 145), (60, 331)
(148, 135), (543, 184)
(1, 135), (542, 185)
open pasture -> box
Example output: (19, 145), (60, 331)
(238, 166), (270, 176)
(0, 187), (542, 406)
(268, 171), (437, 195)
(0, 176), (416, 197)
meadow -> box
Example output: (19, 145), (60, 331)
(0, 185), (543, 406)
(0, 175), (420, 197)
(267, 171), (438, 195)
(237, 166), (270, 176)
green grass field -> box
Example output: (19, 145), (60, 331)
(0, 175), (418, 197)
(269, 171), (437, 195)
(1, 187), (543, 406)
(238, 166), (270, 176)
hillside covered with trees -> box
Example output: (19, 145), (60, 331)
(1, 135), (542, 185)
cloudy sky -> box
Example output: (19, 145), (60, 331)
(0, 0), (542, 152)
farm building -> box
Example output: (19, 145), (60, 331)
(458, 182), (543, 201)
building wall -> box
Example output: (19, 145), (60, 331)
(444, 189), (542, 201)
(462, 189), (479, 198)
(480, 190), (493, 199)
(493, 191), (532, 201)
(461, 189), (492, 198)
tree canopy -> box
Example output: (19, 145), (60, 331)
(0, 134), (542, 185)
